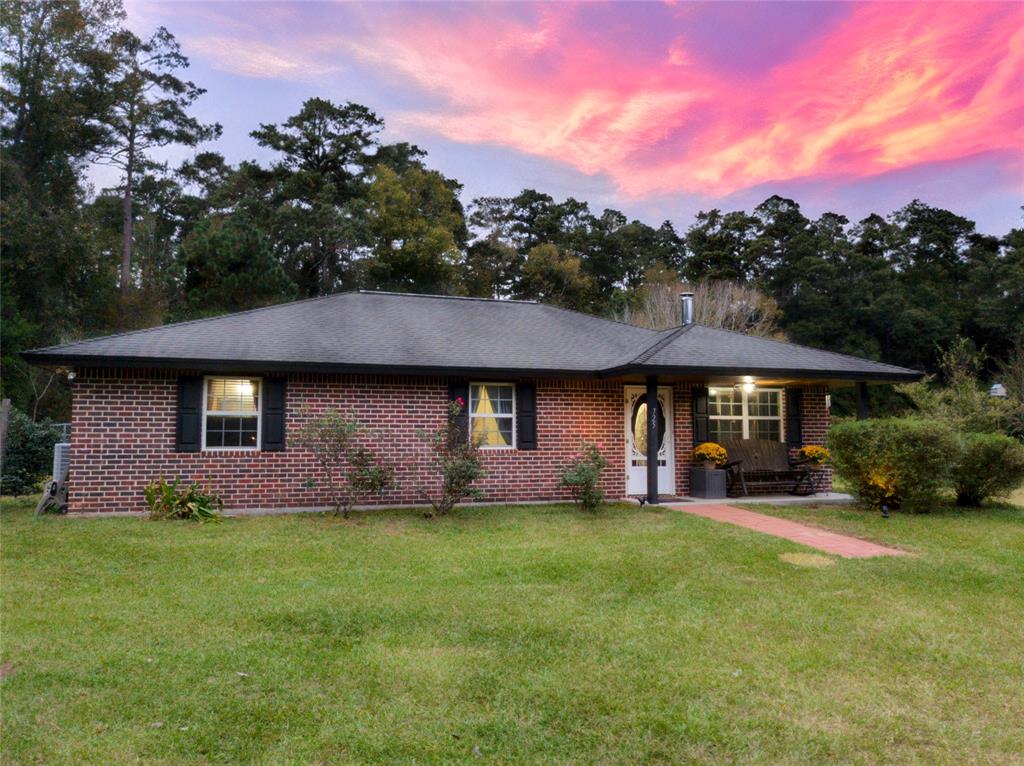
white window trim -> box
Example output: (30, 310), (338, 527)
(202, 375), (262, 452)
(469, 382), (516, 450)
(709, 387), (784, 441)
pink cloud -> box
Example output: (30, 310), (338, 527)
(340, 2), (1023, 197)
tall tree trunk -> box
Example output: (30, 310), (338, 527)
(120, 135), (135, 294)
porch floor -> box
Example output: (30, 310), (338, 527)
(673, 492), (854, 506)
(663, 500), (906, 559)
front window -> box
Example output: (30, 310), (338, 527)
(204, 377), (261, 449)
(470, 383), (515, 449)
(708, 387), (782, 442)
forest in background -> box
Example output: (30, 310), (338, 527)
(3, 0), (1022, 421)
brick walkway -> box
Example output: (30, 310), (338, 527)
(668, 503), (906, 558)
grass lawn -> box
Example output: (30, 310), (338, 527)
(2, 497), (1023, 765)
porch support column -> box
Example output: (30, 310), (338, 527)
(856, 382), (869, 420)
(646, 375), (660, 504)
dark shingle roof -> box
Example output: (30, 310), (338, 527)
(24, 291), (659, 374)
(24, 290), (921, 381)
(611, 324), (921, 381)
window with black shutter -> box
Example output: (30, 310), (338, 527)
(448, 381), (469, 442)
(516, 383), (537, 450)
(468, 383), (516, 449)
(202, 377), (261, 450)
(176, 377), (203, 452)
(785, 388), (803, 447)
(262, 378), (287, 451)
(692, 386), (709, 444)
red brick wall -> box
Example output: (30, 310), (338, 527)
(68, 370), (831, 513)
(673, 383), (696, 496)
(799, 385), (834, 493)
(69, 370), (626, 513)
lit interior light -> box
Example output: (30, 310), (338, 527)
(742, 375), (754, 384)
(743, 381), (756, 394)
(240, 380), (254, 397)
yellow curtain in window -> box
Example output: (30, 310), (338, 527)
(472, 386), (507, 447)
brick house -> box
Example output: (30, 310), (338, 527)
(24, 291), (920, 513)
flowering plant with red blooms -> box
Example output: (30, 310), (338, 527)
(455, 396), (465, 407)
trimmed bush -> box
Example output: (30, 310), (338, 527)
(951, 432), (1024, 507)
(559, 442), (608, 512)
(827, 418), (956, 512)
(1, 408), (64, 496)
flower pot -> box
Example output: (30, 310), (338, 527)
(701, 460), (718, 470)
(690, 466), (727, 498)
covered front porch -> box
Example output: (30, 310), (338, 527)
(619, 374), (874, 505)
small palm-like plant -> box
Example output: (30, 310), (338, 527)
(144, 477), (223, 522)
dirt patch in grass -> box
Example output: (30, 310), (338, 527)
(779, 552), (836, 568)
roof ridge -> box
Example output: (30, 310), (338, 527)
(362, 290), (658, 332)
(26, 292), (353, 353)
(627, 323), (695, 365)
(535, 301), (664, 333)
(686, 324), (919, 374)
(357, 290), (538, 305)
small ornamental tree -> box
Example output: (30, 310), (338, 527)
(417, 398), (485, 518)
(897, 337), (1014, 435)
(560, 442), (608, 512)
(296, 409), (394, 518)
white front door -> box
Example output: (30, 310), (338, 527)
(624, 386), (675, 496)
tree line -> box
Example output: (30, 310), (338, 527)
(3, 0), (1022, 421)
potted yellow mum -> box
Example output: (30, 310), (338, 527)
(799, 445), (830, 465)
(693, 442), (728, 470)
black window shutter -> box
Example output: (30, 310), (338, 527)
(448, 381), (469, 441)
(516, 382), (537, 450)
(786, 387), (803, 447)
(262, 378), (287, 451)
(176, 377), (203, 452)
(692, 386), (709, 444)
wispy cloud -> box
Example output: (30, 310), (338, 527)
(343, 2), (1023, 197)
(185, 35), (340, 80)
(128, 1), (1023, 205)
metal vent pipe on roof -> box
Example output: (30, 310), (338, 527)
(680, 292), (694, 325)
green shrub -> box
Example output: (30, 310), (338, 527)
(1, 408), (64, 496)
(827, 418), (956, 512)
(559, 442), (608, 512)
(951, 432), (1024, 507)
(144, 478), (223, 522)
(416, 399), (485, 518)
(295, 409), (395, 518)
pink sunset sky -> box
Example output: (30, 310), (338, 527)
(124, 0), (1024, 233)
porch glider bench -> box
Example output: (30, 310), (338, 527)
(719, 438), (815, 497)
